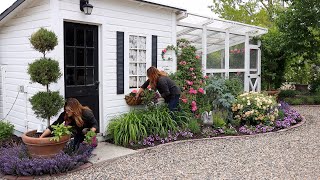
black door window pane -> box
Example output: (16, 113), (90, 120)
(66, 48), (74, 66)
(86, 68), (94, 85)
(76, 69), (85, 85)
(87, 49), (94, 66)
(66, 68), (75, 86)
(86, 30), (94, 47)
(76, 48), (85, 66)
(76, 29), (85, 46)
(66, 27), (74, 46)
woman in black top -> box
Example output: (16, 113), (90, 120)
(40, 98), (98, 148)
(137, 66), (181, 111)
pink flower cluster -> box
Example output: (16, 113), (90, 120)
(189, 88), (198, 94)
(186, 80), (193, 86)
(191, 101), (197, 112)
(179, 61), (187, 65)
(162, 49), (167, 53)
(198, 88), (204, 94)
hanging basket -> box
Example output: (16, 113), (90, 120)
(125, 95), (142, 106)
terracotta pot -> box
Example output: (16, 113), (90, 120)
(294, 84), (309, 92)
(265, 90), (279, 96)
(22, 130), (71, 158)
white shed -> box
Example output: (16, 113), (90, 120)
(0, 0), (267, 134)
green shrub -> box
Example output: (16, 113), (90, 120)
(313, 96), (320, 104)
(284, 98), (304, 105)
(278, 90), (298, 99)
(225, 77), (244, 96)
(0, 121), (14, 140)
(187, 119), (201, 134)
(205, 77), (236, 110)
(30, 28), (58, 55)
(304, 96), (314, 104)
(29, 91), (64, 120)
(212, 112), (226, 128)
(28, 58), (62, 86)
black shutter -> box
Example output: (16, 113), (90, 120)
(152, 35), (157, 67)
(117, 31), (124, 94)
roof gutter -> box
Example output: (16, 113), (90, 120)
(0, 0), (25, 22)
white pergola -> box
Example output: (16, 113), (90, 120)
(176, 13), (268, 92)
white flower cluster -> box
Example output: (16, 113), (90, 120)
(232, 92), (279, 124)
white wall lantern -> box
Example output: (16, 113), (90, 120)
(80, 0), (93, 15)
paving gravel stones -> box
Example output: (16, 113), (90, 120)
(38, 106), (320, 180)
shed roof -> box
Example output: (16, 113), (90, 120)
(0, 0), (186, 23)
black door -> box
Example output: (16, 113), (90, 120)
(64, 22), (99, 131)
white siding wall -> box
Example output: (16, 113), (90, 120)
(0, 0), (51, 132)
(58, 0), (177, 133)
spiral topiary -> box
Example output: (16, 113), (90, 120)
(28, 28), (64, 128)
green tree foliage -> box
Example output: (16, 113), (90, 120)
(28, 58), (62, 86)
(278, 0), (320, 61)
(277, 0), (320, 90)
(30, 28), (58, 57)
(211, 0), (285, 28)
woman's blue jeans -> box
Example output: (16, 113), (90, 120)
(167, 94), (180, 111)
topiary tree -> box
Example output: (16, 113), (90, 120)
(28, 28), (64, 128)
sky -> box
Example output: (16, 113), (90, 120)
(0, 0), (216, 17)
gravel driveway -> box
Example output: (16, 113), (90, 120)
(41, 106), (320, 180)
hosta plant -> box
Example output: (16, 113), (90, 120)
(232, 92), (279, 126)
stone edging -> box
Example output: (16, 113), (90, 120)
(1, 115), (306, 179)
(1, 162), (93, 180)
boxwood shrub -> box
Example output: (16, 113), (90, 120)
(0, 121), (14, 141)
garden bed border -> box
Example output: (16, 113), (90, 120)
(0, 114), (306, 179)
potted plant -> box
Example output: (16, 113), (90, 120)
(21, 28), (68, 157)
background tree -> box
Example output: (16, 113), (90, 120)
(277, 0), (320, 90)
(210, 0), (289, 90)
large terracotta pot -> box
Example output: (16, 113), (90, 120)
(22, 130), (71, 158)
(265, 90), (280, 96)
(294, 84), (309, 92)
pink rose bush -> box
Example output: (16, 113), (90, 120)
(168, 39), (211, 117)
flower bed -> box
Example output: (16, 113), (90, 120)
(0, 140), (95, 176)
(110, 101), (302, 150)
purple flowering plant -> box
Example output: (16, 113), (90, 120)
(0, 141), (94, 176)
(131, 130), (194, 147)
(274, 101), (302, 128)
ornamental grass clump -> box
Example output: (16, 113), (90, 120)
(106, 105), (179, 146)
(232, 92), (279, 126)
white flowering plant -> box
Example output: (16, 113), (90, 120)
(231, 92), (279, 126)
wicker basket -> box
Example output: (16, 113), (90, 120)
(125, 95), (142, 106)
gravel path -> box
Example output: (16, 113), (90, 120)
(40, 106), (320, 180)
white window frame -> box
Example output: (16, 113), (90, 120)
(124, 33), (151, 94)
